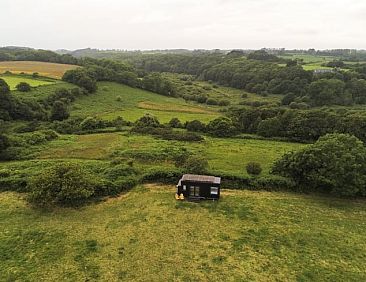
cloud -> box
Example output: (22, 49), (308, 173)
(0, 0), (365, 50)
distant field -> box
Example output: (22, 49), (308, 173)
(0, 185), (365, 281)
(0, 61), (79, 79)
(0, 75), (56, 90)
(36, 132), (305, 176)
(279, 53), (337, 63)
(71, 82), (221, 123)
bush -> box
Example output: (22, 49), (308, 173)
(16, 82), (31, 92)
(50, 101), (69, 121)
(28, 163), (102, 207)
(181, 156), (209, 174)
(185, 120), (206, 132)
(218, 100), (230, 106)
(246, 162), (262, 176)
(207, 117), (237, 137)
(168, 118), (183, 128)
(141, 168), (183, 184)
(80, 116), (106, 132)
(135, 114), (160, 128)
(206, 98), (219, 105)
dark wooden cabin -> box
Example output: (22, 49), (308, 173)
(176, 174), (221, 200)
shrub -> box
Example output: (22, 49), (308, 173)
(135, 114), (160, 128)
(168, 118), (183, 128)
(104, 164), (139, 181)
(206, 98), (219, 105)
(218, 100), (230, 106)
(80, 117), (106, 132)
(16, 82), (31, 92)
(28, 163), (101, 207)
(246, 162), (262, 176)
(50, 101), (69, 121)
(32, 72), (39, 78)
(207, 117), (237, 137)
(181, 156), (209, 174)
(141, 168), (183, 184)
(185, 120), (206, 132)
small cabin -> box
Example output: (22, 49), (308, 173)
(176, 174), (221, 200)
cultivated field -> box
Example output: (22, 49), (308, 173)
(0, 61), (79, 79)
(0, 185), (365, 281)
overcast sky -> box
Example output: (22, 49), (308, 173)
(0, 0), (365, 50)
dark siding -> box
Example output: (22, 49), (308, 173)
(177, 181), (220, 200)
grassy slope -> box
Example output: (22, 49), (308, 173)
(71, 82), (221, 123)
(0, 185), (365, 281)
(0, 61), (79, 79)
(0, 74), (57, 90)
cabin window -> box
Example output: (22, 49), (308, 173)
(190, 186), (195, 196)
(211, 187), (219, 195)
(183, 185), (186, 191)
(195, 186), (200, 197)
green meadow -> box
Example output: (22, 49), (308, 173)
(70, 82), (221, 123)
(0, 75), (56, 90)
(0, 186), (365, 281)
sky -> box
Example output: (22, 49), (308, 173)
(0, 0), (365, 50)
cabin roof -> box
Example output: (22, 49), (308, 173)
(181, 174), (221, 184)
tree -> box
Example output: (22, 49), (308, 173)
(16, 82), (31, 92)
(246, 162), (262, 176)
(50, 101), (69, 121)
(0, 78), (10, 94)
(257, 117), (282, 137)
(272, 134), (366, 197)
(207, 117), (237, 137)
(308, 79), (347, 106)
(28, 163), (100, 207)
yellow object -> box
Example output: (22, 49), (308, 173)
(179, 193), (185, 200)
(175, 194), (179, 200)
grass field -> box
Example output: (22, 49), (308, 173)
(32, 132), (304, 176)
(0, 185), (365, 281)
(71, 82), (221, 123)
(0, 61), (79, 79)
(0, 74), (56, 90)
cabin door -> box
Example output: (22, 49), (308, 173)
(189, 186), (200, 197)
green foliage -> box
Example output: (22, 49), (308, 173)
(28, 163), (102, 207)
(246, 162), (262, 176)
(207, 117), (237, 137)
(50, 101), (69, 121)
(135, 114), (160, 128)
(62, 68), (97, 93)
(272, 134), (366, 197)
(80, 117), (106, 132)
(181, 155), (209, 174)
(15, 82), (31, 92)
(168, 117), (183, 128)
(185, 120), (206, 132)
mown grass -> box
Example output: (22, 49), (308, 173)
(0, 61), (79, 79)
(0, 185), (365, 281)
(70, 82), (221, 122)
(34, 132), (304, 176)
(0, 74), (56, 90)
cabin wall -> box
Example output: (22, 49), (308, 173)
(177, 180), (220, 199)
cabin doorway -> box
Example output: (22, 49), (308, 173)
(189, 186), (200, 197)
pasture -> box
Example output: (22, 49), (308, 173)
(0, 74), (56, 90)
(70, 82), (221, 123)
(34, 132), (304, 176)
(0, 185), (365, 281)
(0, 61), (79, 79)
